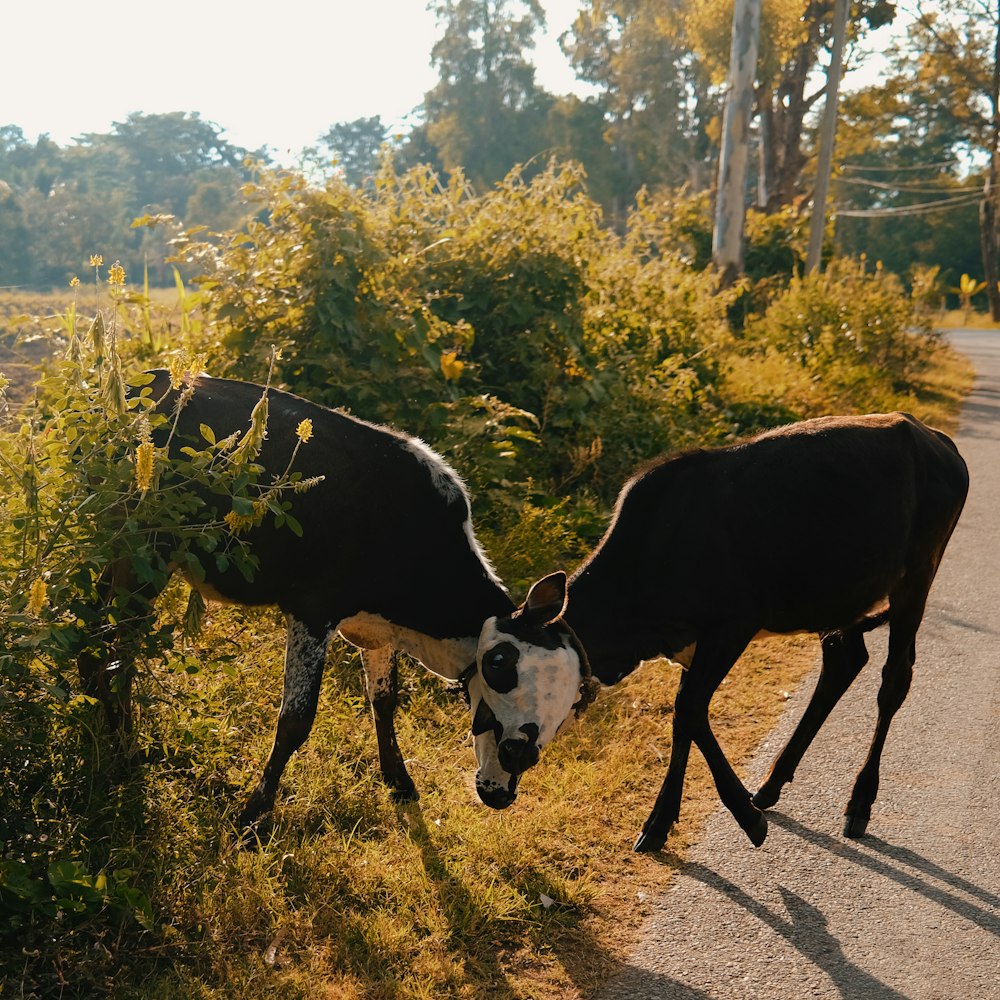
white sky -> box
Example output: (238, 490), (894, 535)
(3, 1), (591, 164)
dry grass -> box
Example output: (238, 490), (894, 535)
(116, 612), (820, 1000)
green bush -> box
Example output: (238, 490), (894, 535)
(0, 272), (316, 948)
(744, 256), (938, 411)
(175, 160), (735, 506)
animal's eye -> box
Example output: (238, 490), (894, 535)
(480, 640), (519, 694)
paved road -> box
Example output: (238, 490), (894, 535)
(597, 329), (1000, 1000)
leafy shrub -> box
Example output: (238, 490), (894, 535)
(742, 256), (938, 413)
(175, 160), (738, 505)
(0, 268), (314, 948)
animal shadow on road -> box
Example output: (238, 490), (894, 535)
(769, 811), (1000, 937)
(684, 859), (910, 1000)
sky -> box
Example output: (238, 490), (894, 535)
(3, 1), (593, 164)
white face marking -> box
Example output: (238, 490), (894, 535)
(466, 672), (518, 804)
(475, 617), (585, 751)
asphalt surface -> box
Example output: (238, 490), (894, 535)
(597, 329), (1000, 1000)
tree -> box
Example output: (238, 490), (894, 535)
(75, 112), (255, 215)
(713, 0), (761, 284)
(835, 1), (999, 311)
(561, 0), (718, 226)
(318, 116), (389, 187)
(422, 0), (553, 189)
(686, 0), (896, 213)
(806, 0), (850, 272)
(0, 113), (260, 287)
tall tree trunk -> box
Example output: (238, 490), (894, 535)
(806, 0), (849, 273)
(713, 0), (761, 286)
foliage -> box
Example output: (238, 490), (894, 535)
(0, 267), (321, 963)
(0, 151), (975, 998)
(174, 160), (736, 505)
(0, 115), (257, 288)
(423, 0), (554, 190)
(314, 116), (390, 188)
(560, 0), (718, 223)
(741, 257), (939, 414)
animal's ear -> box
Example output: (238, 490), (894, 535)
(521, 572), (568, 625)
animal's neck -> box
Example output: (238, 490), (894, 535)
(338, 612), (478, 681)
(566, 568), (679, 685)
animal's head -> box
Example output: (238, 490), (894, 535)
(465, 572), (600, 809)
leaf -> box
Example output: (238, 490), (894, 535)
(200, 423), (216, 445)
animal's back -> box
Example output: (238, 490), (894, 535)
(575, 412), (967, 635)
(140, 371), (499, 630)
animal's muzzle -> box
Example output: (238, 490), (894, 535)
(477, 780), (518, 810)
(497, 737), (540, 775)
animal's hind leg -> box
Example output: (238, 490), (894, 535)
(844, 607), (922, 838)
(754, 626), (870, 809)
(362, 647), (417, 802)
(239, 615), (332, 829)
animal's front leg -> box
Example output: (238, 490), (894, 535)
(362, 647), (417, 801)
(636, 627), (764, 852)
(633, 715), (692, 853)
(239, 616), (332, 829)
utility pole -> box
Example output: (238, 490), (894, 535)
(806, 0), (850, 273)
(712, 0), (761, 287)
(980, 2), (1000, 321)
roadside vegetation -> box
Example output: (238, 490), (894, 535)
(0, 159), (975, 999)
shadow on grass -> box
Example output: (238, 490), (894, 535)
(398, 799), (627, 998)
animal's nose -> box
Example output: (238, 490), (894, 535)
(477, 782), (517, 810)
(497, 737), (540, 775)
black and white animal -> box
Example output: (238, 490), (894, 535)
(79, 369), (552, 829)
(469, 412), (969, 852)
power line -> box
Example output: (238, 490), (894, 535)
(836, 193), (981, 217)
(839, 159), (960, 173)
(835, 175), (984, 196)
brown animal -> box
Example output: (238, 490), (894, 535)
(470, 413), (969, 851)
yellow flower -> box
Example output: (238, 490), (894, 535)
(167, 351), (208, 390)
(27, 578), (48, 616)
(89, 254), (103, 268)
(440, 350), (465, 381)
(135, 440), (155, 494)
(69, 276), (80, 288)
(224, 510), (257, 535)
(108, 260), (126, 288)
(230, 391), (269, 465)
(295, 418), (313, 443)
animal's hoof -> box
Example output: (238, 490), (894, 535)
(633, 829), (667, 853)
(745, 809), (768, 847)
(237, 791), (273, 833)
(389, 784), (419, 804)
(843, 811), (870, 839)
(236, 813), (272, 848)
(751, 783), (780, 810)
